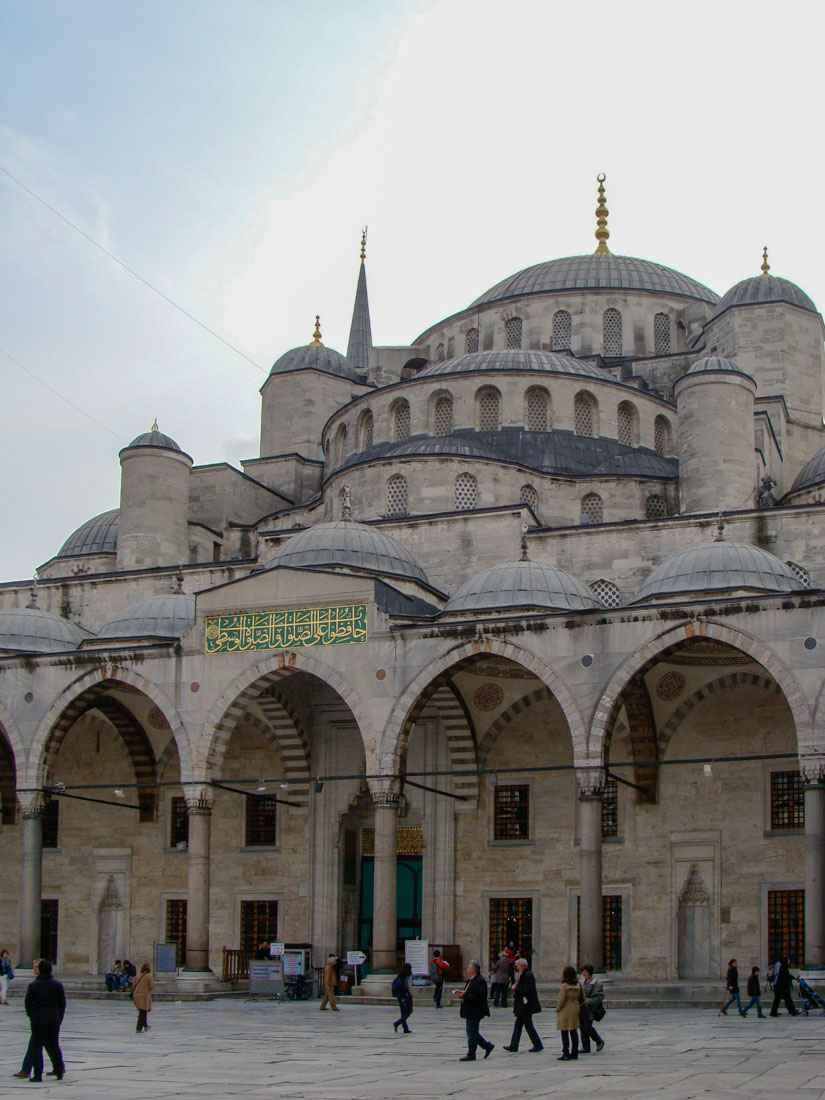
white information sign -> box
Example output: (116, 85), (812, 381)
(269, 942), (285, 957)
(404, 939), (429, 976)
(347, 951), (367, 966)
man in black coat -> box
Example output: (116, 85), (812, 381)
(24, 959), (66, 1082)
(503, 958), (543, 1052)
(769, 954), (799, 1016)
(455, 960), (494, 1061)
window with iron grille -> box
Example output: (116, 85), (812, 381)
(617, 402), (636, 447)
(494, 784), (530, 841)
(654, 415), (671, 456)
(245, 795), (278, 846)
(574, 393), (595, 437)
(602, 776), (618, 837)
(771, 771), (805, 830)
(435, 343), (446, 362)
(576, 895), (622, 970)
(478, 388), (501, 431)
(359, 411), (373, 451)
(42, 799), (59, 848)
(553, 310), (572, 351)
(603, 309), (622, 356)
(590, 578), (622, 608)
(455, 473), (478, 511)
(645, 494), (668, 519)
(654, 312), (671, 355)
(170, 796), (189, 848)
(165, 899), (187, 967)
(520, 484), (538, 514)
(581, 493), (603, 524)
(334, 424), (347, 466)
(386, 475), (409, 517)
(768, 889), (804, 969)
(489, 897), (533, 967)
(465, 328), (479, 353)
(240, 900), (279, 954)
(786, 561), (811, 589)
(526, 387), (549, 431)
(41, 899), (58, 963)
(393, 401), (411, 443)
(505, 317), (523, 349)
(434, 395), (453, 436)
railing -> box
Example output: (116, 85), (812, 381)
(221, 947), (251, 985)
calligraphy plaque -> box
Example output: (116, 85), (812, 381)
(204, 604), (367, 654)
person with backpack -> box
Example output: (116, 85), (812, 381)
(742, 966), (766, 1018)
(392, 962), (414, 1034)
(431, 949), (449, 1009)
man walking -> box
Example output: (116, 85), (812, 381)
(319, 953), (339, 1011)
(503, 958), (543, 1053)
(455, 960), (494, 1061)
(431, 948), (449, 1009)
(24, 959), (66, 1082)
(769, 954), (799, 1016)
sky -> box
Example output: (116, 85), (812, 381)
(1, 0), (824, 582)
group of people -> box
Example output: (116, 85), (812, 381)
(105, 958), (137, 993)
(719, 955), (800, 1018)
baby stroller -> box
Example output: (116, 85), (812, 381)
(798, 977), (825, 1016)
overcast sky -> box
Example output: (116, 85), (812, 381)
(2, 0), (824, 582)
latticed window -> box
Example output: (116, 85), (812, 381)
(590, 578), (622, 608)
(505, 317), (523, 349)
(393, 400), (411, 442)
(526, 387), (549, 431)
(786, 561), (811, 588)
(494, 784), (530, 840)
(478, 388), (501, 431)
(434, 395), (453, 436)
(771, 771), (805, 830)
(603, 308), (622, 356)
(489, 897), (533, 968)
(386, 474), (409, 516)
(245, 795), (277, 847)
(435, 342), (446, 362)
(465, 327), (479, 353)
(455, 473), (478, 511)
(240, 900), (278, 954)
(581, 493), (603, 524)
(654, 415), (672, 456)
(42, 800), (59, 848)
(645, 494), (668, 519)
(359, 411), (373, 451)
(553, 310), (572, 351)
(768, 889), (804, 968)
(520, 484), (538, 513)
(602, 777), (618, 837)
(574, 392), (596, 437)
(617, 402), (636, 447)
(576, 895), (623, 971)
(654, 312), (671, 355)
(165, 899), (187, 967)
(170, 796), (189, 848)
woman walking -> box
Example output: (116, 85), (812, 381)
(392, 962), (414, 1034)
(132, 962), (154, 1033)
(555, 965), (582, 1060)
(718, 959), (744, 1016)
(0, 949), (14, 1004)
(579, 964), (606, 1052)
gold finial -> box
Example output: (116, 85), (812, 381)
(360, 226), (368, 263)
(151, 418), (159, 432)
(310, 315), (324, 347)
(761, 245), (771, 277)
(594, 173), (611, 255)
(713, 513), (726, 542)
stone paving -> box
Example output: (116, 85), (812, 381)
(1, 997), (824, 1099)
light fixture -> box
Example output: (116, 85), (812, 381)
(280, 781), (290, 793)
(703, 763), (713, 777)
(256, 779), (267, 792)
(113, 788), (125, 799)
(314, 779), (324, 794)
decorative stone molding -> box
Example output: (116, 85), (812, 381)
(678, 864), (712, 907)
(17, 791), (45, 817)
(576, 767), (606, 797)
(182, 785), (214, 813)
(800, 756), (825, 786)
(99, 874), (123, 911)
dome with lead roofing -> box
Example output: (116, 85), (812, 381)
(634, 538), (804, 602)
(268, 319), (360, 383)
(711, 274), (817, 320)
(0, 605), (92, 653)
(789, 443), (825, 495)
(418, 349), (606, 380)
(97, 593), (196, 640)
(686, 356), (750, 376)
(268, 520), (428, 584)
(124, 426), (183, 453)
(57, 509), (119, 558)
(443, 558), (603, 614)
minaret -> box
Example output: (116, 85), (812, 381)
(346, 228), (373, 371)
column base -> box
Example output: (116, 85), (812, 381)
(360, 970), (394, 997)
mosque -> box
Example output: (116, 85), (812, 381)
(1, 177), (825, 989)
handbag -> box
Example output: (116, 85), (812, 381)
(579, 987), (591, 1025)
(592, 1000), (606, 1021)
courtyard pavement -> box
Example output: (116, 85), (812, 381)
(2, 996), (824, 1099)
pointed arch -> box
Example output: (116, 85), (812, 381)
(658, 673), (783, 758)
(426, 684), (478, 806)
(249, 693), (311, 808)
(0, 701), (23, 824)
(478, 685), (553, 766)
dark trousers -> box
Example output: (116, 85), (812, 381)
(580, 1016), (603, 1051)
(29, 1023), (64, 1081)
(394, 996), (412, 1033)
(721, 990), (743, 1014)
(136, 1009), (149, 1031)
(465, 1017), (492, 1058)
(742, 995), (765, 1017)
(492, 981), (508, 1007)
(433, 980), (444, 1008)
(770, 988), (798, 1015)
(561, 1028), (579, 1057)
(509, 1012), (542, 1050)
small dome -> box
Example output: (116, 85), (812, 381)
(268, 520), (428, 584)
(0, 606), (91, 653)
(686, 356), (748, 376)
(125, 428), (183, 453)
(712, 275), (817, 320)
(57, 509), (119, 558)
(418, 349), (606, 380)
(789, 443), (825, 495)
(443, 559), (603, 614)
(97, 593), (196, 640)
(634, 539), (803, 602)
(269, 344), (360, 382)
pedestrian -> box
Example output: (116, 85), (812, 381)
(491, 951), (511, 1007)
(455, 960), (494, 1061)
(391, 962), (414, 1034)
(555, 964), (582, 1060)
(579, 964), (606, 1052)
(12, 959), (41, 1079)
(505, 940), (518, 981)
(0, 948), (14, 1004)
(769, 954), (799, 1016)
(132, 962), (154, 1032)
(320, 953), (340, 1011)
(105, 959), (122, 993)
(23, 958), (66, 1083)
(431, 948), (449, 1009)
(121, 959), (137, 991)
(503, 957), (543, 1053)
(742, 966), (766, 1018)
(718, 958), (745, 1016)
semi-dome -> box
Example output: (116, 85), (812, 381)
(57, 509), (119, 558)
(341, 435), (504, 469)
(686, 356), (749, 376)
(125, 426), (183, 453)
(470, 254), (718, 309)
(634, 539), (803, 602)
(97, 593), (196, 640)
(0, 606), (92, 653)
(443, 558), (603, 614)
(418, 349), (606, 380)
(711, 275), (817, 320)
(268, 520), (428, 584)
(789, 443), (825, 495)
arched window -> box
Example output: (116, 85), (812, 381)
(455, 473), (478, 511)
(654, 415), (672, 456)
(477, 387), (501, 431)
(386, 475), (409, 517)
(525, 387), (550, 431)
(434, 394), (453, 436)
(393, 399), (411, 443)
(553, 310), (572, 351)
(617, 401), (638, 447)
(333, 424), (347, 467)
(581, 492), (603, 524)
(603, 308), (623, 356)
(465, 327), (479, 353)
(357, 409), (374, 451)
(574, 391), (597, 437)
(654, 313), (671, 355)
(590, 578), (622, 608)
(786, 561), (810, 588)
(505, 317), (523, 349)
(645, 493), (667, 519)
(520, 484), (538, 514)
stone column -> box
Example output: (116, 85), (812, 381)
(577, 770), (604, 971)
(371, 790), (399, 973)
(19, 794), (45, 968)
(802, 760), (825, 970)
(183, 788), (214, 973)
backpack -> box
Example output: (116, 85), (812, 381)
(432, 958), (449, 982)
(391, 976), (406, 998)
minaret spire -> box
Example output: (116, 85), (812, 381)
(310, 315), (324, 347)
(594, 173), (611, 255)
(347, 227), (373, 371)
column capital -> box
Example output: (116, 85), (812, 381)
(368, 776), (400, 806)
(800, 756), (825, 786)
(18, 791), (45, 817)
(182, 785), (214, 813)
(576, 767), (606, 798)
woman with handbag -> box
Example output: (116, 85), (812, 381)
(580, 965), (606, 1052)
(132, 962), (154, 1033)
(555, 965), (582, 1060)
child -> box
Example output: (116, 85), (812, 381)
(742, 966), (765, 1018)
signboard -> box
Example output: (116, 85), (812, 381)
(205, 605), (368, 654)
(347, 951), (367, 966)
(270, 942), (285, 957)
(249, 959), (284, 995)
(404, 939), (429, 977)
(283, 950), (305, 977)
(154, 942), (178, 973)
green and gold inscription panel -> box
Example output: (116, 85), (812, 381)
(205, 604), (367, 654)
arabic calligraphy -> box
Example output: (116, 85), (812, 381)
(204, 604), (367, 654)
